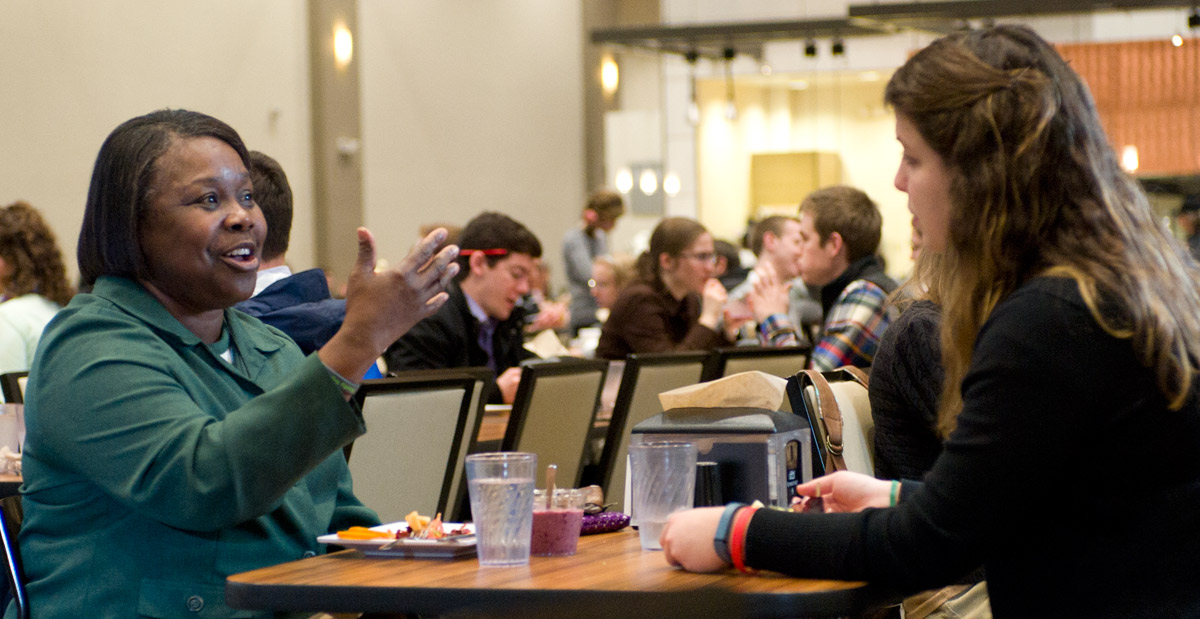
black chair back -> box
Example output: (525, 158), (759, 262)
(502, 359), (608, 489)
(0, 374), (27, 405)
(596, 351), (711, 512)
(702, 345), (812, 383)
(346, 372), (478, 520)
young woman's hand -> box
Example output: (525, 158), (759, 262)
(660, 506), (728, 572)
(794, 471), (893, 513)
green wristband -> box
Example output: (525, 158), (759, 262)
(889, 480), (900, 507)
(323, 363), (360, 399)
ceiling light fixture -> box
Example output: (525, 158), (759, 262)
(685, 50), (700, 126)
(723, 47), (737, 121)
(804, 38), (817, 58)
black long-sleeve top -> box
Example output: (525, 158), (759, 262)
(744, 277), (1200, 618)
(869, 300), (945, 481)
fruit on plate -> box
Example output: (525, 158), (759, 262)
(336, 526), (394, 540)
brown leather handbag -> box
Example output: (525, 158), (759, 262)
(792, 366), (872, 475)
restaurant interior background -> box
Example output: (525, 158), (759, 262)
(1, 0), (1197, 287)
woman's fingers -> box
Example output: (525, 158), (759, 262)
(353, 227), (378, 277)
(402, 238), (459, 296)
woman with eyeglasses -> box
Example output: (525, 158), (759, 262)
(596, 217), (730, 360)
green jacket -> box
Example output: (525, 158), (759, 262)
(12, 276), (379, 618)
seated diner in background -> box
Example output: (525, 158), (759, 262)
(660, 25), (1200, 618)
(0, 201), (74, 374)
(384, 211), (541, 404)
(747, 186), (895, 370)
(14, 109), (459, 619)
(596, 216), (731, 360)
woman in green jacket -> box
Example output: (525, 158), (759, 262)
(11, 109), (458, 618)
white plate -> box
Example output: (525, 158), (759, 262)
(318, 521), (476, 558)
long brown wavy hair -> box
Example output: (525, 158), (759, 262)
(885, 25), (1200, 436)
(0, 201), (74, 307)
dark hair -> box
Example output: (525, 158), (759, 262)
(586, 189), (625, 220)
(457, 212), (542, 279)
(885, 24), (1200, 431)
(714, 239), (740, 266)
(78, 109), (250, 288)
(636, 217), (708, 285)
(248, 151), (293, 262)
(748, 215), (798, 257)
(799, 186), (882, 263)
(0, 201), (74, 307)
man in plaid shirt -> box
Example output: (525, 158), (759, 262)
(748, 186), (896, 370)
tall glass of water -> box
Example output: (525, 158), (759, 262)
(465, 452), (537, 567)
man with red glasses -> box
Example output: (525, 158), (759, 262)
(384, 212), (542, 403)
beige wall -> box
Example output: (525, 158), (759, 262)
(695, 75), (909, 275)
(358, 0), (585, 290)
(0, 1), (313, 283)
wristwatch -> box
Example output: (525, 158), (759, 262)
(713, 502), (746, 564)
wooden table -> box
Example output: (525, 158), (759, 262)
(226, 528), (894, 618)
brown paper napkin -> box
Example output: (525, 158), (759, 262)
(658, 371), (787, 412)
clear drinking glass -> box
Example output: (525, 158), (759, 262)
(630, 441), (697, 551)
(466, 452), (537, 566)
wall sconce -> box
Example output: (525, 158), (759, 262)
(804, 39), (817, 58)
(1121, 145), (1139, 172)
(831, 37), (845, 56)
(615, 168), (633, 194)
(333, 23), (354, 69)
(1189, 8), (1200, 28)
(1173, 33), (1184, 47)
(601, 54), (620, 97)
(639, 169), (659, 195)
(663, 173), (681, 197)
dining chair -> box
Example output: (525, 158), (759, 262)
(0, 495), (25, 619)
(501, 359), (609, 490)
(597, 351), (712, 513)
(437, 367), (493, 523)
(703, 345), (812, 383)
(0, 373), (27, 405)
(345, 372), (478, 522)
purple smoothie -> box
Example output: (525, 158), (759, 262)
(530, 508), (584, 556)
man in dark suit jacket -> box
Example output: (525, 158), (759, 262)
(384, 212), (542, 402)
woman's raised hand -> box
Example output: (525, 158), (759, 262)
(319, 227), (459, 382)
(698, 278), (728, 330)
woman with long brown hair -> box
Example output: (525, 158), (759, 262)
(660, 25), (1200, 617)
(0, 201), (74, 373)
(596, 216), (729, 359)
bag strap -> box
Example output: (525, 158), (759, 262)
(835, 365), (870, 389)
(800, 369), (846, 473)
